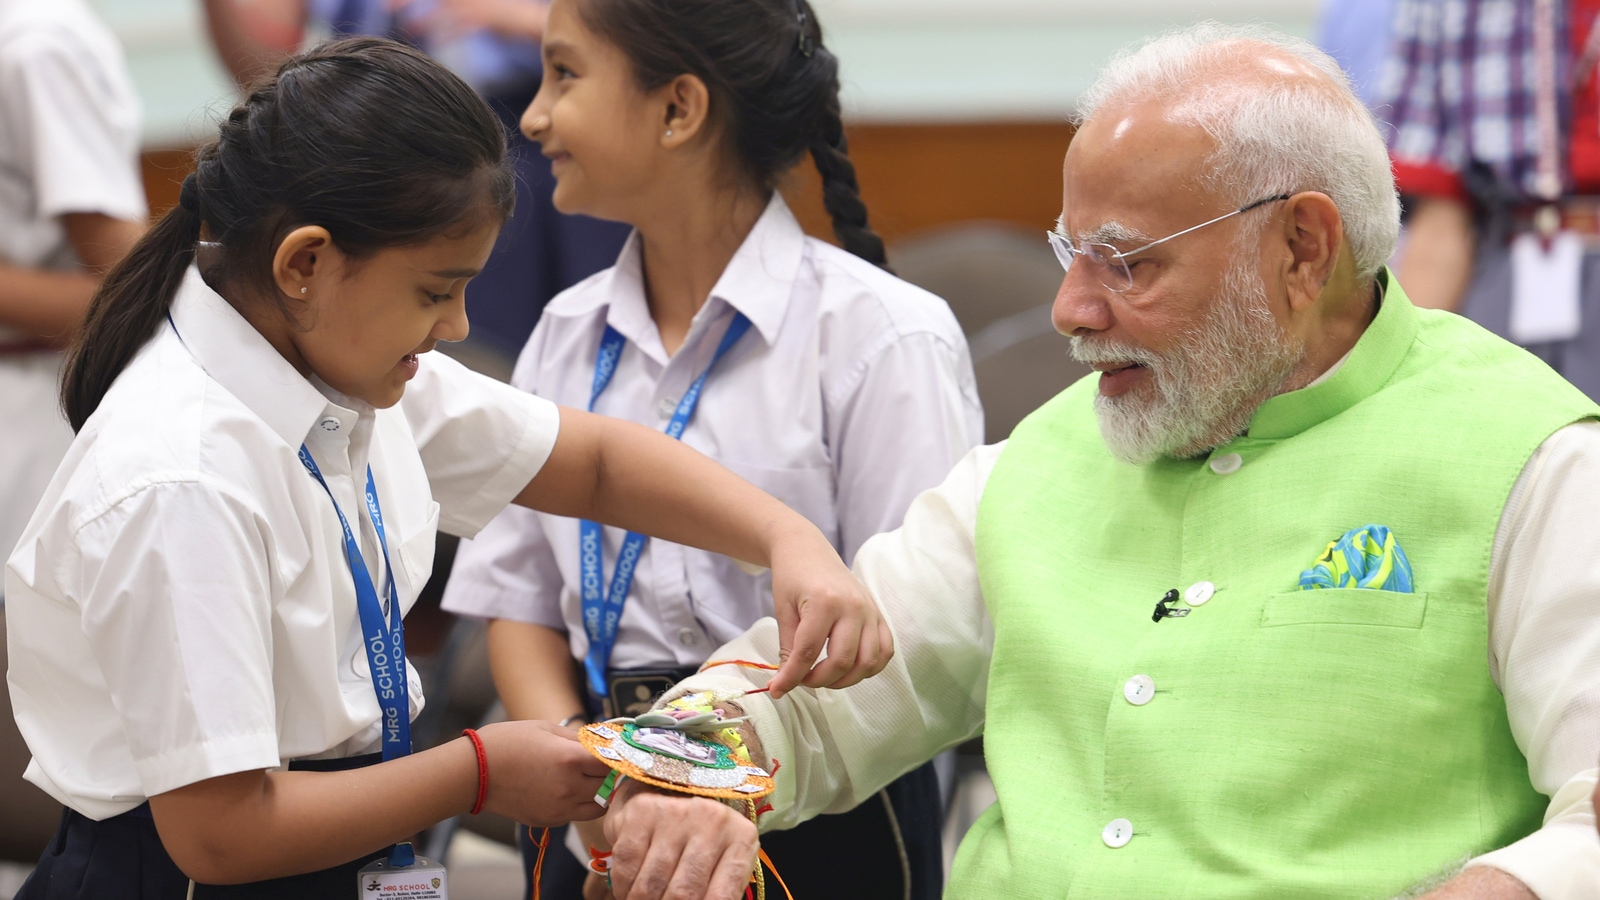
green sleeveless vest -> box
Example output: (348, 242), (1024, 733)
(959, 275), (1598, 899)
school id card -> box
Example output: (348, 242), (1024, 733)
(357, 851), (446, 899)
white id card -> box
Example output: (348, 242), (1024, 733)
(357, 854), (447, 899)
(1510, 230), (1584, 344)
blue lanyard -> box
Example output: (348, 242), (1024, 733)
(579, 313), (752, 697)
(298, 446), (411, 762)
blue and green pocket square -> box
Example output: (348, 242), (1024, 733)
(1298, 524), (1414, 593)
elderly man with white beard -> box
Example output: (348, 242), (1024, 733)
(588, 23), (1600, 900)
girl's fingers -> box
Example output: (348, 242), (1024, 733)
(770, 600), (828, 699)
(802, 611), (862, 689)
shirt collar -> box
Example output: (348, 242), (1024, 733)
(545, 193), (805, 357)
(168, 266), (345, 449)
(1247, 268), (1419, 441)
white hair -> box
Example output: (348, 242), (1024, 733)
(1074, 23), (1401, 280)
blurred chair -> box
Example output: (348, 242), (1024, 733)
(889, 223), (1089, 443)
(0, 610), (60, 870)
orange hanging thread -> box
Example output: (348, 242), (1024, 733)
(759, 847), (796, 900)
(699, 658), (781, 673)
(527, 826), (550, 900)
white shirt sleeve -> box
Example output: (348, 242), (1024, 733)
(668, 443), (1001, 829)
(826, 331), (984, 564)
(72, 480), (281, 797)
(1, 29), (144, 223)
(399, 351), (561, 538)
(1467, 421), (1600, 897)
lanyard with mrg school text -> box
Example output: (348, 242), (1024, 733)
(579, 312), (752, 698)
(298, 447), (411, 763)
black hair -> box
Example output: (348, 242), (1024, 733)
(61, 37), (515, 432)
(573, 0), (888, 267)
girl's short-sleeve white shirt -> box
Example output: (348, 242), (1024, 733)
(4, 267), (559, 819)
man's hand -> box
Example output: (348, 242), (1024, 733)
(1413, 866), (1536, 899)
(478, 720), (611, 826)
(604, 781), (757, 900)
(766, 522), (893, 699)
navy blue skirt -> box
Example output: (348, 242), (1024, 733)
(16, 754), (391, 900)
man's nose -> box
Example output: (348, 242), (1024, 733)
(1051, 267), (1115, 337)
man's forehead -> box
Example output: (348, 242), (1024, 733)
(1060, 100), (1219, 237)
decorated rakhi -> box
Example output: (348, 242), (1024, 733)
(576, 661), (791, 900)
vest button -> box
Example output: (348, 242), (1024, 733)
(1185, 581), (1215, 606)
(1102, 818), (1133, 848)
(1209, 452), (1242, 475)
(1123, 674), (1155, 706)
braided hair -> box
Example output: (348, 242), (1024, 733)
(573, 0), (888, 267)
(61, 38), (515, 431)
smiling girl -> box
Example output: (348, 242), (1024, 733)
(5, 37), (885, 900)
(439, 1), (982, 897)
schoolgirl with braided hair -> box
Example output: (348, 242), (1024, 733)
(7, 36), (890, 900)
(439, 1), (983, 897)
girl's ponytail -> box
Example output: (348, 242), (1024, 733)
(575, 0), (891, 268)
(61, 38), (514, 433)
(61, 184), (202, 431)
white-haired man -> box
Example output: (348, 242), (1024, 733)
(592, 24), (1600, 900)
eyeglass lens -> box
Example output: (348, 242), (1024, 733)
(1046, 232), (1134, 292)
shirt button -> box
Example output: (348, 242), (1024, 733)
(677, 628), (700, 647)
(659, 397), (679, 417)
(1185, 581), (1215, 606)
(318, 416), (342, 433)
(1102, 818), (1133, 848)
(1123, 674), (1155, 706)
(1209, 452), (1242, 475)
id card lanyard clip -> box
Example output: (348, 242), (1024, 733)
(579, 312), (752, 698)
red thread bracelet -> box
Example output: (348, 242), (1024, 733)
(462, 728), (488, 815)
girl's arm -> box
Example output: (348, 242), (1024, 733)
(200, 0), (307, 88)
(515, 407), (892, 698)
(488, 619), (587, 723)
(147, 720), (609, 884)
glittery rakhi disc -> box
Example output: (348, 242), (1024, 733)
(580, 722), (775, 801)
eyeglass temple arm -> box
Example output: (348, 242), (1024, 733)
(1111, 193), (1294, 261)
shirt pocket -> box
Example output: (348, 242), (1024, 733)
(717, 459), (839, 546)
(1259, 588), (1429, 629)
(397, 500), (442, 610)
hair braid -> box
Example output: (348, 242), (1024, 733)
(808, 79), (888, 268)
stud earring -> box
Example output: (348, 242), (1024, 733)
(665, 129), (674, 137)
(300, 287), (308, 295)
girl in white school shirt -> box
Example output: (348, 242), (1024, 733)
(439, 0), (983, 897)
(4, 38), (888, 900)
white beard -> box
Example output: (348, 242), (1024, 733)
(1070, 259), (1304, 465)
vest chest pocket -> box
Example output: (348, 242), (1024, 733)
(1260, 588), (1428, 629)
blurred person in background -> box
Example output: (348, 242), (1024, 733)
(0, 0), (145, 591)
(201, 0), (630, 363)
(1382, 0), (1600, 400)
(1315, 0), (1397, 106)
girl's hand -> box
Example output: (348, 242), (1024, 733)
(765, 522), (893, 699)
(478, 720), (611, 826)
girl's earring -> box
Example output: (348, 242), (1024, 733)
(665, 129), (674, 138)
(300, 287), (308, 295)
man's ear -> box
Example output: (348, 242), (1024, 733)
(272, 225), (336, 309)
(1281, 191), (1344, 312)
(659, 73), (711, 148)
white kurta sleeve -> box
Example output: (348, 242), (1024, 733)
(668, 443), (1001, 830)
(399, 351), (560, 538)
(826, 330), (984, 565)
(72, 481), (281, 797)
(1466, 421), (1600, 896)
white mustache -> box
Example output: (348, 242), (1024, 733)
(1069, 336), (1162, 370)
